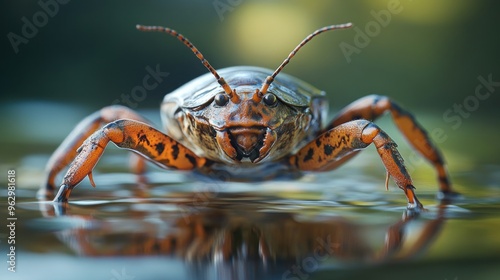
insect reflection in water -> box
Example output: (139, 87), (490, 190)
(38, 192), (449, 280)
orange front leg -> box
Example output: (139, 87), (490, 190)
(325, 94), (452, 194)
(290, 120), (422, 209)
(53, 119), (206, 202)
(39, 105), (150, 199)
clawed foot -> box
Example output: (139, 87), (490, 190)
(54, 184), (72, 203)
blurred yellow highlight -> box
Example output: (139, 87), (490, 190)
(225, 2), (316, 67)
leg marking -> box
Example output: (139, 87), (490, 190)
(39, 105), (150, 199)
(292, 120), (422, 209)
(325, 94), (452, 193)
(53, 119), (205, 202)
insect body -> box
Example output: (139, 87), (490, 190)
(40, 23), (453, 208)
(163, 66), (322, 167)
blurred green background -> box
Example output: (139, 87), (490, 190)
(2, 0), (499, 111)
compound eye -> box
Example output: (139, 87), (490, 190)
(214, 93), (229, 106)
(263, 93), (278, 107)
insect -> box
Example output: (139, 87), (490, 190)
(39, 23), (454, 209)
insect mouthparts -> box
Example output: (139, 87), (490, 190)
(228, 127), (267, 162)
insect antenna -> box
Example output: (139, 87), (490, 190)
(258, 23), (353, 98)
(136, 25), (237, 101)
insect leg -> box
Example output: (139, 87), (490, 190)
(323, 94), (452, 194)
(53, 119), (206, 202)
(291, 120), (422, 209)
(39, 105), (150, 200)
